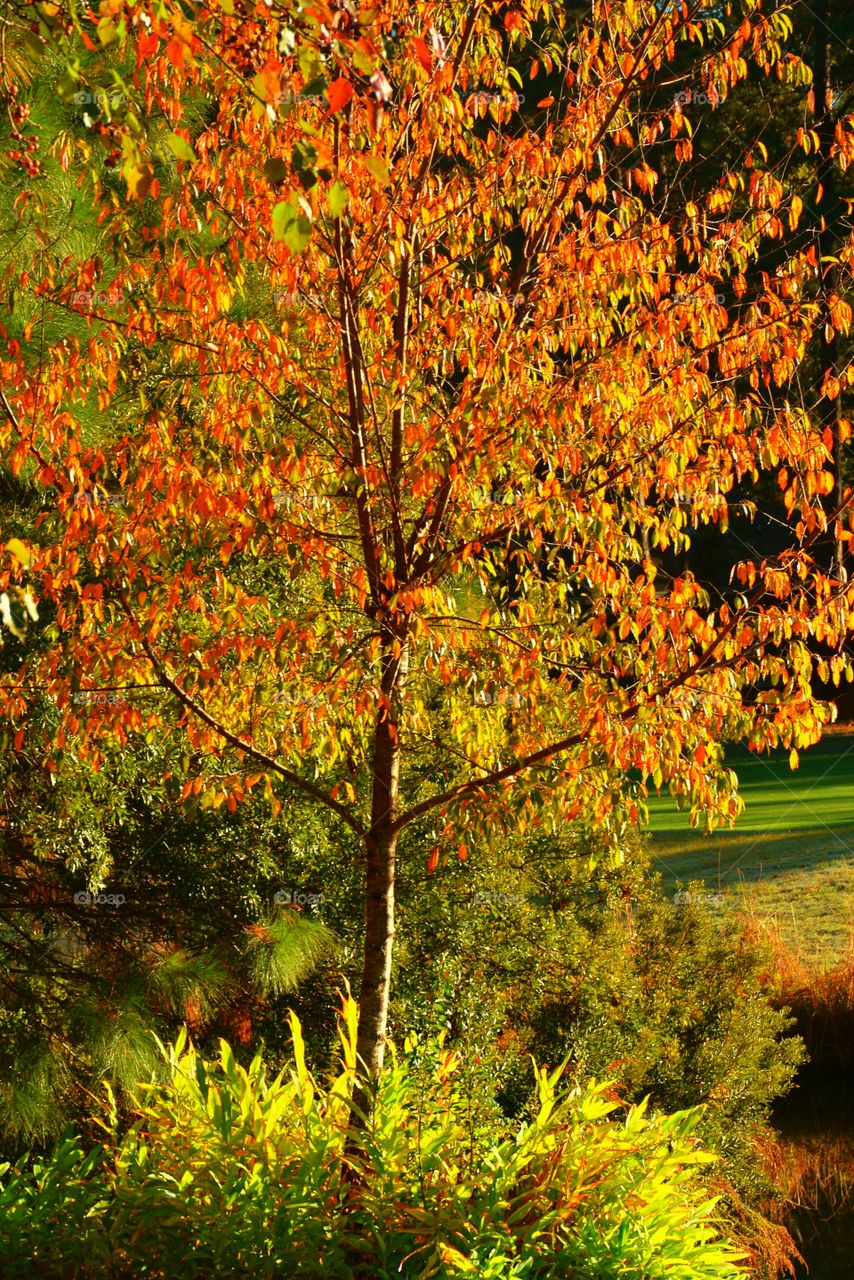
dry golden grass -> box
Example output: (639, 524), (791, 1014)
(739, 901), (854, 1065)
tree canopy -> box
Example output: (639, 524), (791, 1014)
(2, 0), (854, 1079)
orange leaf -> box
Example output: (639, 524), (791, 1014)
(164, 37), (186, 70)
(427, 846), (439, 874)
(327, 79), (354, 113)
(413, 37), (432, 72)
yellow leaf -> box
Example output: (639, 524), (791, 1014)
(438, 1246), (477, 1272)
(789, 194), (803, 230)
(125, 160), (154, 199)
(364, 155), (390, 185)
(6, 538), (30, 567)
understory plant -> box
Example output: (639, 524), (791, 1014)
(0, 993), (749, 1280)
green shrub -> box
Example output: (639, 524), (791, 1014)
(393, 828), (804, 1204)
(0, 996), (749, 1279)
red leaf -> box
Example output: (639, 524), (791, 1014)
(137, 32), (159, 61)
(165, 37), (186, 70)
(427, 846), (439, 875)
(413, 37), (432, 72)
(327, 79), (354, 113)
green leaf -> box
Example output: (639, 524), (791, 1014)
(285, 216), (312, 254)
(328, 180), (349, 218)
(292, 142), (317, 170)
(264, 157), (288, 184)
(272, 200), (295, 241)
(272, 200), (312, 253)
(364, 155), (390, 186)
(165, 132), (195, 162)
(251, 71), (272, 103)
(56, 68), (81, 103)
(298, 48), (323, 83)
(352, 46), (375, 75)
(97, 15), (117, 45)
(302, 76), (327, 98)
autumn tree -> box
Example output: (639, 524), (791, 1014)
(3, 0), (854, 1101)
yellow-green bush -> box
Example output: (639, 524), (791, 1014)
(0, 994), (750, 1279)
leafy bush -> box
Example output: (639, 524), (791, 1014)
(0, 995), (749, 1279)
(0, 718), (345, 1150)
(393, 828), (804, 1202)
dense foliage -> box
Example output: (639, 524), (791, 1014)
(3, 0), (854, 1080)
(0, 714), (343, 1147)
(392, 829), (806, 1200)
(0, 1000), (751, 1280)
(1, 1), (854, 1273)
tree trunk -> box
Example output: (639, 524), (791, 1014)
(352, 627), (408, 1118)
(353, 821), (398, 1095)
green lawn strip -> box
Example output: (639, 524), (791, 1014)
(645, 735), (854, 965)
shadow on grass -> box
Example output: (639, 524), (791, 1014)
(648, 826), (854, 891)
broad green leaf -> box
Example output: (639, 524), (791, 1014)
(165, 132), (195, 162)
(328, 180), (349, 218)
(364, 155), (390, 186)
(251, 71), (272, 103)
(264, 157), (288, 184)
(352, 46), (375, 75)
(97, 15), (117, 44)
(272, 200), (312, 253)
(272, 199), (296, 241)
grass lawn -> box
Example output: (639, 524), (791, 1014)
(645, 733), (854, 966)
